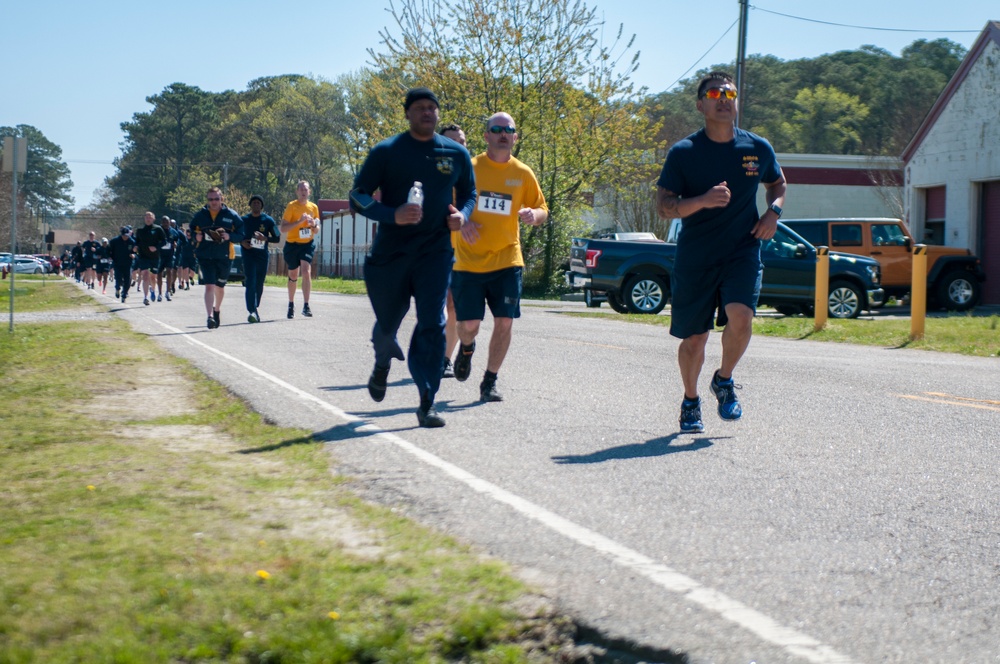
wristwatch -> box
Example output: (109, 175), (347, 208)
(768, 202), (783, 218)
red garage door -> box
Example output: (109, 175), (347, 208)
(982, 181), (1000, 305)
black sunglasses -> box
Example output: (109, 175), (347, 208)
(488, 126), (516, 134)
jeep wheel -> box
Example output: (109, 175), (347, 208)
(828, 280), (863, 319)
(936, 270), (980, 311)
(606, 291), (629, 314)
(624, 274), (668, 315)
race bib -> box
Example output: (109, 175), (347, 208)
(477, 191), (513, 216)
(250, 238), (265, 249)
(298, 227), (313, 240)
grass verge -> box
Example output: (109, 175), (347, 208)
(0, 282), (573, 663)
(568, 311), (1000, 357)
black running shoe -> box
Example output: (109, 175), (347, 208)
(416, 404), (446, 428)
(287, 302), (294, 319)
(367, 364), (389, 402)
(441, 358), (455, 379)
(213, 310), (220, 328)
(302, 303), (312, 317)
(207, 316), (215, 330)
(480, 379), (503, 402)
(454, 341), (475, 382)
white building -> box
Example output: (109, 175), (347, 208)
(902, 21), (1000, 304)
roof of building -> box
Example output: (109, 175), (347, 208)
(901, 20), (1000, 163)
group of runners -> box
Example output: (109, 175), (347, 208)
(64, 182), (318, 330)
(62, 217), (197, 303)
(57, 73), (784, 434)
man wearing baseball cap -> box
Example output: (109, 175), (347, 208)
(349, 87), (476, 428)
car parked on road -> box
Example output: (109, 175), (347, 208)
(1, 255), (49, 274)
(566, 222), (883, 319)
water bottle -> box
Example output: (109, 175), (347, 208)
(407, 181), (424, 207)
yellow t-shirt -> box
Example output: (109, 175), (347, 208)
(282, 200), (321, 244)
(453, 154), (547, 273)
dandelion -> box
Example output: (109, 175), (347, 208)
(86, 485), (95, 491)
(256, 570), (271, 580)
(328, 611), (340, 620)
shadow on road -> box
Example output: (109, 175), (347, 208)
(551, 433), (723, 464)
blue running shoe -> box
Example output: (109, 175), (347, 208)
(711, 371), (743, 420)
(679, 397), (704, 433)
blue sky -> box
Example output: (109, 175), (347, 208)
(2, 0), (994, 210)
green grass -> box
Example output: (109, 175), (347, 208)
(0, 281), (567, 663)
(0, 275), (93, 313)
(263, 274), (368, 296)
(568, 310), (1000, 357)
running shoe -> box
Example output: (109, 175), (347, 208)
(165, 291), (171, 301)
(679, 397), (704, 433)
(710, 371), (743, 421)
(143, 298), (150, 306)
(213, 310), (221, 328)
(441, 358), (455, 379)
(287, 302), (294, 319)
(454, 341), (475, 382)
(247, 311), (259, 323)
(480, 378), (503, 402)
(367, 364), (390, 402)
(207, 316), (215, 329)
(302, 303), (312, 317)
(157, 294), (162, 302)
(416, 403), (446, 428)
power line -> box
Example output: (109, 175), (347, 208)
(664, 18), (740, 91)
(750, 5), (981, 34)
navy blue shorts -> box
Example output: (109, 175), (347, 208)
(199, 257), (231, 288)
(451, 267), (522, 321)
(669, 253), (762, 339)
(283, 241), (314, 270)
(159, 251), (175, 271)
(136, 257), (159, 274)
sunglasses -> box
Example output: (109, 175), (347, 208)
(207, 197), (221, 201)
(488, 126), (516, 134)
(701, 87), (738, 100)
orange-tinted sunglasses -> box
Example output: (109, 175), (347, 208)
(701, 87), (738, 100)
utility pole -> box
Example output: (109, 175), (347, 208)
(4, 135), (28, 332)
(735, 0), (750, 128)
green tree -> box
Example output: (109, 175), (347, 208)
(109, 83), (224, 217)
(780, 85), (870, 154)
(0, 124), (74, 213)
(367, 0), (651, 291)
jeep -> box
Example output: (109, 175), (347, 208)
(782, 218), (985, 311)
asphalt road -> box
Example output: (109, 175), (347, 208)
(94, 283), (998, 664)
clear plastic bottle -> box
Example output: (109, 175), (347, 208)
(407, 181), (424, 207)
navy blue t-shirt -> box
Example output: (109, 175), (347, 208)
(241, 213), (281, 255)
(189, 205), (245, 260)
(349, 131), (476, 262)
(658, 127), (780, 269)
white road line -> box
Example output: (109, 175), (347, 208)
(154, 318), (859, 664)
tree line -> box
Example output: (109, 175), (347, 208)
(3, 0), (967, 291)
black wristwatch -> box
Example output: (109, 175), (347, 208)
(768, 203), (783, 218)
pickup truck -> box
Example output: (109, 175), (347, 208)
(565, 222), (884, 319)
(782, 218), (985, 311)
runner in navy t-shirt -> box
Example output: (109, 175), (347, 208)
(656, 71), (786, 434)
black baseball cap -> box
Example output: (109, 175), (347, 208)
(404, 87), (439, 111)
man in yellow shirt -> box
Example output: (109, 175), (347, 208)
(280, 180), (321, 319)
(452, 112), (548, 402)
